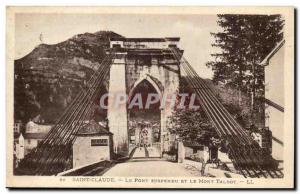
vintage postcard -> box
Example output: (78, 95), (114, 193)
(6, 6), (295, 188)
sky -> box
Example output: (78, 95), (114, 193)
(15, 13), (220, 79)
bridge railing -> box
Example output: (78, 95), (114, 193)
(57, 160), (111, 176)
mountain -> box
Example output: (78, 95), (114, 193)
(14, 31), (123, 124)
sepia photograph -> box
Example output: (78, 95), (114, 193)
(6, 6), (295, 188)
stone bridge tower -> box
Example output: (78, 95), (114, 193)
(107, 37), (183, 156)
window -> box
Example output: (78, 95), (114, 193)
(112, 44), (121, 48)
(136, 44), (145, 49)
(168, 44), (177, 48)
(91, 139), (108, 146)
(14, 123), (21, 133)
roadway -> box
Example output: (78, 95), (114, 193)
(102, 147), (198, 177)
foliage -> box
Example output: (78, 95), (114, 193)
(207, 14), (284, 102)
(168, 109), (218, 146)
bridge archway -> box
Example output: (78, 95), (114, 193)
(128, 77), (162, 156)
(128, 74), (163, 100)
(107, 38), (181, 157)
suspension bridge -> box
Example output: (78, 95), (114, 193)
(16, 37), (283, 178)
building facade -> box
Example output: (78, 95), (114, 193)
(261, 40), (285, 161)
(23, 121), (52, 155)
(73, 120), (113, 168)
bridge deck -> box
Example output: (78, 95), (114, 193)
(101, 147), (195, 177)
(132, 146), (161, 158)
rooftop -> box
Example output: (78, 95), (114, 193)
(260, 40), (285, 66)
(76, 120), (112, 136)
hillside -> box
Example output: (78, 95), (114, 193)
(14, 31), (123, 124)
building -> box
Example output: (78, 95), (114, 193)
(13, 120), (23, 134)
(13, 120), (23, 153)
(72, 120), (113, 168)
(261, 40), (285, 161)
(15, 134), (25, 160)
(13, 120), (52, 168)
(23, 121), (52, 155)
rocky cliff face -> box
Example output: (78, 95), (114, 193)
(14, 31), (123, 124)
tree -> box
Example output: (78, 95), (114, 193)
(168, 108), (219, 176)
(168, 109), (218, 147)
(207, 14), (284, 110)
